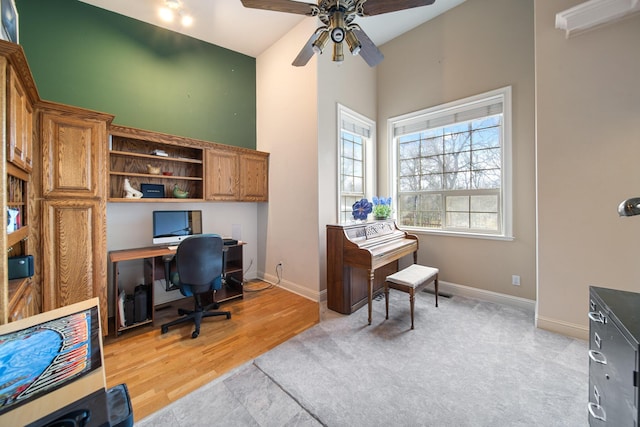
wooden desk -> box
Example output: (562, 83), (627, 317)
(109, 242), (245, 335)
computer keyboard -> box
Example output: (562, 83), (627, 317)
(168, 245), (178, 251)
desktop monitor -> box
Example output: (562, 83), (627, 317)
(152, 210), (202, 246)
(0, 298), (106, 426)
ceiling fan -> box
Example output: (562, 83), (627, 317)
(241, 0), (436, 67)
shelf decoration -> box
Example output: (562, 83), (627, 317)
(146, 164), (161, 175)
(123, 179), (143, 199)
(372, 196), (392, 220)
(352, 198), (372, 221)
(173, 184), (189, 198)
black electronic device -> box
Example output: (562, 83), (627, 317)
(8, 255), (34, 279)
(223, 238), (238, 246)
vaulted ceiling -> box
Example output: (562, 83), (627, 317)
(78, 0), (466, 58)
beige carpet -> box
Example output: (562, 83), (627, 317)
(136, 291), (588, 426)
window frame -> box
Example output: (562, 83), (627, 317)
(337, 104), (376, 224)
(388, 87), (513, 240)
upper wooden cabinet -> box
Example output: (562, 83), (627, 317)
(40, 106), (109, 198)
(239, 152), (269, 202)
(205, 148), (239, 201)
(205, 148), (269, 202)
(7, 66), (33, 172)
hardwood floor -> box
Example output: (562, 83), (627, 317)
(102, 281), (319, 422)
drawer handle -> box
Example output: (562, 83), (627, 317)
(594, 332), (602, 349)
(588, 311), (606, 324)
(588, 402), (606, 421)
(588, 350), (607, 365)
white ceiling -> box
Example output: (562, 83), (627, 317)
(78, 0), (466, 58)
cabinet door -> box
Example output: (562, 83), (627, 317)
(239, 153), (268, 201)
(41, 111), (106, 198)
(7, 66), (33, 172)
(41, 199), (108, 335)
(205, 148), (239, 200)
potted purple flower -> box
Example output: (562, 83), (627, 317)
(372, 196), (392, 220)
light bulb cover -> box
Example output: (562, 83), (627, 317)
(312, 30), (330, 54)
(345, 29), (361, 55)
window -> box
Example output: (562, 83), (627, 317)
(338, 105), (375, 223)
(390, 87), (512, 237)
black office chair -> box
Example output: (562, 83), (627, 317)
(160, 234), (231, 338)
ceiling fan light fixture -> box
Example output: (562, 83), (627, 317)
(345, 29), (361, 56)
(332, 41), (344, 63)
(312, 30), (330, 54)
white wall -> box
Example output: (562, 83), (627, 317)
(376, 0), (537, 302)
(256, 19), (377, 301)
(535, 0), (640, 338)
(256, 19), (320, 300)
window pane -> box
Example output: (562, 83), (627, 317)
(446, 196), (469, 212)
(447, 212), (469, 228)
(421, 156), (442, 174)
(472, 147), (501, 171)
(422, 137), (443, 156)
(472, 127), (500, 150)
(353, 177), (363, 193)
(470, 195), (498, 212)
(471, 212), (498, 230)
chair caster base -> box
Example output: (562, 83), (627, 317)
(191, 331), (199, 339)
(161, 326), (169, 334)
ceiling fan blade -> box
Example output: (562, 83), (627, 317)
(292, 33), (319, 67)
(240, 0), (317, 16)
(360, 0), (436, 16)
(353, 28), (384, 67)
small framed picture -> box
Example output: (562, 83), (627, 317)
(1, 0), (18, 44)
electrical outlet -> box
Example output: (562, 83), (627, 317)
(512, 275), (520, 286)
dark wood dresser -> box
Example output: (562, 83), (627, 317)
(588, 286), (640, 426)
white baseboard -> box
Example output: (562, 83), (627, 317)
(259, 272), (320, 302)
(438, 280), (536, 312)
(536, 315), (589, 340)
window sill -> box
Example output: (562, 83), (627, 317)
(398, 226), (515, 242)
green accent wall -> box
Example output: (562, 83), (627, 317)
(15, 0), (256, 149)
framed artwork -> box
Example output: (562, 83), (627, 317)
(1, 0), (17, 43)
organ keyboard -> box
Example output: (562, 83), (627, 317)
(327, 220), (418, 324)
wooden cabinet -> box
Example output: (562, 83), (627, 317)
(1, 42), (40, 325)
(205, 148), (238, 200)
(205, 148), (269, 202)
(239, 152), (269, 201)
(7, 66), (33, 172)
(588, 286), (640, 426)
(39, 102), (113, 335)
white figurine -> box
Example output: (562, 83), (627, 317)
(124, 179), (143, 199)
